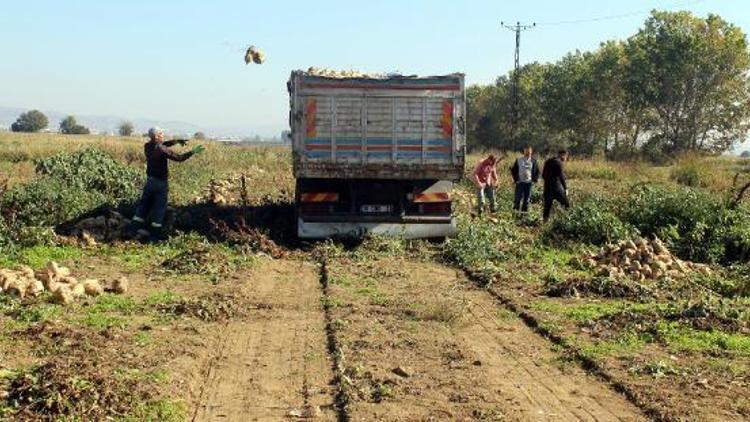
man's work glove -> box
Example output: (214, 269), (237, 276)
(191, 145), (206, 155)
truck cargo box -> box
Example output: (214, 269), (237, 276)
(288, 71), (466, 180)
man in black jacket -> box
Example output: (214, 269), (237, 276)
(510, 145), (540, 213)
(128, 127), (204, 241)
(541, 149), (570, 222)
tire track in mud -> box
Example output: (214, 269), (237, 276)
(463, 269), (677, 422)
(190, 320), (233, 422)
(317, 255), (351, 422)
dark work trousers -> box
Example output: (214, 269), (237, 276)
(513, 182), (533, 212)
(133, 176), (169, 228)
(543, 185), (570, 221)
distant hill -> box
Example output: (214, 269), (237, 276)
(0, 106), (282, 139)
(0, 106), (204, 136)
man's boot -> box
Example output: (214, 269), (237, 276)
(148, 223), (168, 243)
(127, 217), (145, 239)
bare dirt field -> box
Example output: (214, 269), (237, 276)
(183, 258), (335, 421)
(322, 248), (644, 421)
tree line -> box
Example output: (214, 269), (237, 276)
(467, 11), (750, 160)
(9, 110), (208, 140)
(10, 110), (93, 135)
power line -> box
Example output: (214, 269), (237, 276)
(536, 0), (706, 26)
(501, 21), (536, 142)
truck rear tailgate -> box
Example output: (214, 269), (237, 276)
(289, 72), (465, 180)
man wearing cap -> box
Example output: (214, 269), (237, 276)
(128, 127), (204, 241)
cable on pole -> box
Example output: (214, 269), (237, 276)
(536, 0), (706, 26)
(500, 21), (535, 143)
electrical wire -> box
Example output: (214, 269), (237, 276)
(535, 0), (707, 26)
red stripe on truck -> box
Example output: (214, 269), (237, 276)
(334, 145), (362, 151)
(306, 144), (332, 151)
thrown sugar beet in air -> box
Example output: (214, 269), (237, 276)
(244, 45), (265, 64)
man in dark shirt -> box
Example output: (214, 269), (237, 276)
(541, 149), (570, 222)
(129, 127), (204, 241)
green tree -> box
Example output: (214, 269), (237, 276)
(539, 52), (593, 153)
(539, 45), (653, 157)
(193, 131), (207, 140)
(587, 41), (656, 159)
(10, 110), (48, 132)
(466, 84), (504, 150)
(60, 115), (90, 135)
(513, 63), (553, 153)
(624, 11), (750, 155)
(60, 116), (77, 134)
(465, 10), (750, 160)
(118, 121), (134, 136)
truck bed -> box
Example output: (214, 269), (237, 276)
(288, 71), (466, 180)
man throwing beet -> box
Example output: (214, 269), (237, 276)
(473, 154), (498, 215)
(541, 149), (570, 222)
(128, 127), (204, 241)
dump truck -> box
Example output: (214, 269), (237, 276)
(288, 70), (466, 239)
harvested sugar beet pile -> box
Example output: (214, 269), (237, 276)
(70, 210), (133, 245)
(196, 177), (240, 206)
(0, 261), (128, 305)
(305, 67), (385, 79)
(193, 173), (289, 207)
(584, 237), (712, 281)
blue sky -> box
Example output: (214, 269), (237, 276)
(0, 0), (747, 136)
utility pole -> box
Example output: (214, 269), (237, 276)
(501, 21), (535, 143)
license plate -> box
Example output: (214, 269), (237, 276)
(361, 204), (392, 213)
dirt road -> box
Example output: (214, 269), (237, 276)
(189, 258), (336, 421)
(457, 286), (642, 421)
(326, 257), (646, 421)
(180, 255), (645, 421)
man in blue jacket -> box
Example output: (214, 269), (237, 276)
(510, 145), (540, 213)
